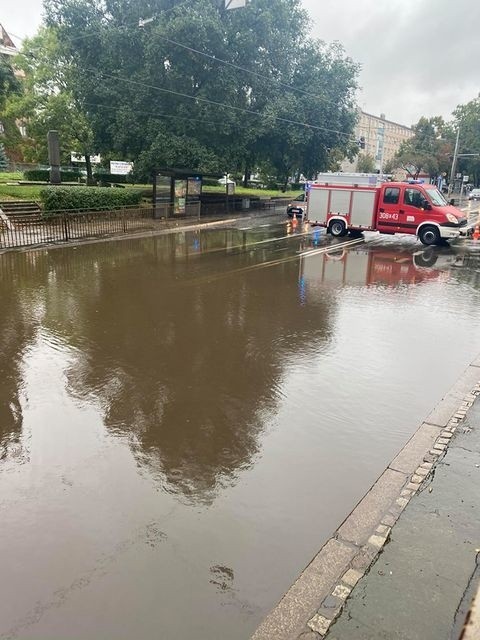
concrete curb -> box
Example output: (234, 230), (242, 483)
(461, 584), (480, 640)
(251, 359), (480, 640)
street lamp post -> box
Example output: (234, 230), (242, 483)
(448, 127), (460, 197)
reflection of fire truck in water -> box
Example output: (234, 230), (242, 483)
(300, 245), (466, 289)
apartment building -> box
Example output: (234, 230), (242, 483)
(342, 110), (414, 173)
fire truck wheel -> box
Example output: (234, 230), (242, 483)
(418, 225), (441, 246)
(414, 248), (437, 268)
(329, 220), (347, 238)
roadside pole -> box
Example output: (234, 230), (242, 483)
(448, 127), (460, 197)
(225, 173), (229, 214)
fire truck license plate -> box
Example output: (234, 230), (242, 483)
(378, 212), (399, 221)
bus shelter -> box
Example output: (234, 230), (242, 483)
(152, 168), (226, 219)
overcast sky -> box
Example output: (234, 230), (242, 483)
(4, 0), (480, 127)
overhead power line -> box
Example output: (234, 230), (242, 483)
(153, 33), (345, 107)
(81, 66), (360, 142)
(83, 101), (237, 128)
(11, 0), (355, 112)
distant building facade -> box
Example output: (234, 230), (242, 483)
(342, 110), (414, 173)
(0, 23), (23, 79)
(0, 23), (16, 56)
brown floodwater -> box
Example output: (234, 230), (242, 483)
(1, 222), (480, 639)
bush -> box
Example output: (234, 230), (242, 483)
(93, 172), (128, 185)
(24, 169), (81, 182)
(289, 182), (305, 191)
(202, 177), (221, 187)
(40, 186), (144, 212)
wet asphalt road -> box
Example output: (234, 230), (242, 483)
(1, 217), (480, 639)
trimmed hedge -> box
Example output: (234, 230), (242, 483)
(94, 172), (128, 184)
(24, 169), (81, 182)
(40, 186), (144, 212)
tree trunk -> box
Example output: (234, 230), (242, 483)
(243, 161), (251, 188)
(85, 153), (95, 186)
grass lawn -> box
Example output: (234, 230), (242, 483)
(124, 184), (302, 198)
(202, 185), (302, 198)
(0, 171), (24, 183)
(0, 184), (44, 200)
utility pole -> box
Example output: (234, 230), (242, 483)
(448, 126), (460, 197)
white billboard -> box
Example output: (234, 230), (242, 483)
(225, 0), (246, 8)
(71, 152), (101, 164)
(110, 160), (133, 175)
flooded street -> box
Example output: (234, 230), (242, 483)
(2, 220), (480, 639)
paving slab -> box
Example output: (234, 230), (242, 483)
(251, 539), (356, 640)
(337, 468), (407, 547)
(424, 366), (480, 427)
(389, 422), (442, 474)
(443, 366), (480, 401)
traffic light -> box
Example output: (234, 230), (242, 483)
(359, 136), (366, 149)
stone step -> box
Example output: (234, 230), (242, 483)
(0, 200), (42, 217)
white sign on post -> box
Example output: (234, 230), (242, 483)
(225, 0), (246, 9)
(110, 160), (133, 175)
(71, 152), (101, 164)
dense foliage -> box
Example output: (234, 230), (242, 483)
(24, 168), (81, 181)
(39, 0), (359, 184)
(7, 28), (96, 180)
(0, 142), (8, 170)
(40, 185), (143, 211)
(94, 172), (129, 184)
(393, 117), (454, 179)
(453, 98), (480, 186)
(0, 56), (20, 111)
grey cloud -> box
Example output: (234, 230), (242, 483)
(4, 0), (480, 127)
(303, 0), (480, 125)
(3, 0), (44, 42)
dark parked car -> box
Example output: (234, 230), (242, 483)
(286, 193), (307, 218)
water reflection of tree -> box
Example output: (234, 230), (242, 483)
(0, 253), (38, 461)
(1, 234), (335, 502)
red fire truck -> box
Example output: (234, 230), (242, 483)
(307, 177), (468, 246)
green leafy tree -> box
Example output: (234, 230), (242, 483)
(0, 142), (8, 170)
(453, 98), (480, 186)
(0, 55), (20, 111)
(44, 0), (359, 183)
(382, 158), (399, 175)
(394, 116), (453, 179)
(0, 55), (22, 161)
(9, 28), (96, 181)
(356, 153), (376, 173)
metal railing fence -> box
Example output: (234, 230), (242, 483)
(0, 206), (155, 250)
